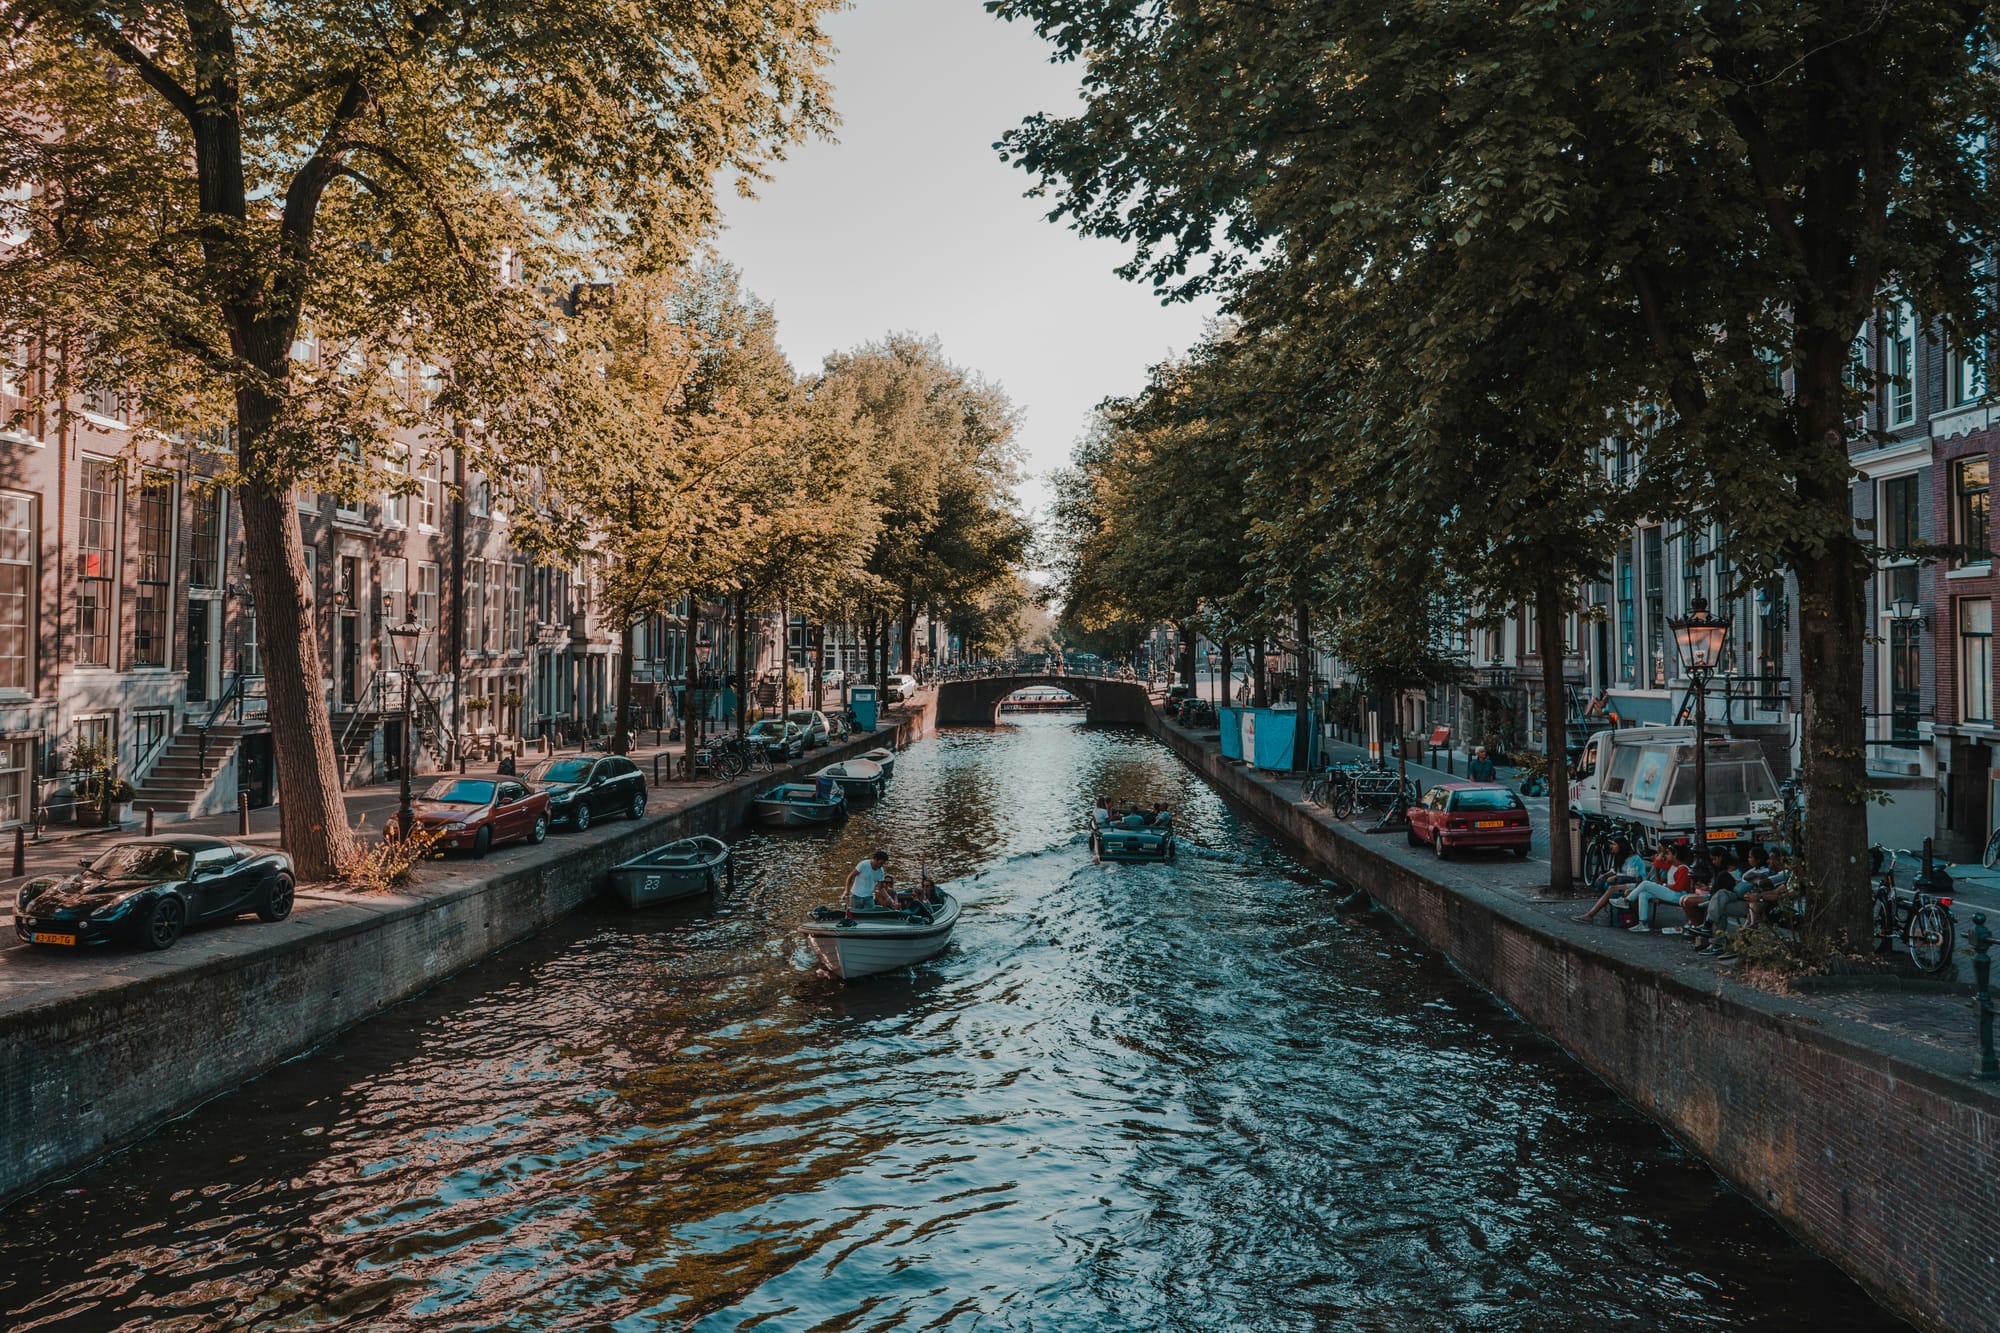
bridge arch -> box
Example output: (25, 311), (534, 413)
(934, 673), (1153, 727)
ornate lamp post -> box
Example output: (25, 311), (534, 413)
(386, 620), (424, 839)
(1669, 597), (1733, 849)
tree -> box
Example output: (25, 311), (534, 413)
(991, 0), (2000, 947)
(2, 0), (836, 876)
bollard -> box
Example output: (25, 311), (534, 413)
(144, 806), (156, 837)
(10, 825), (21, 877)
(238, 791), (250, 837)
(1973, 913), (1998, 1080)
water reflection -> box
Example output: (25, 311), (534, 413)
(0, 716), (1900, 1331)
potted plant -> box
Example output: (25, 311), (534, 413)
(64, 740), (132, 825)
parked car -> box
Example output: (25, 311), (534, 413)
(747, 717), (807, 761)
(885, 674), (920, 703)
(14, 837), (295, 952)
(530, 755), (649, 831)
(786, 709), (832, 749)
(823, 668), (847, 690)
(408, 776), (551, 856)
(1405, 783), (1532, 859)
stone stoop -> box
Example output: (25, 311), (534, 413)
(129, 723), (246, 820)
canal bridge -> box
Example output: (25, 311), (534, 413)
(934, 672), (1153, 726)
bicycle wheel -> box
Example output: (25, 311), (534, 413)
(1872, 891), (1898, 954)
(1581, 836), (1611, 886)
(1906, 904), (1956, 974)
(1330, 782), (1355, 820)
(718, 751), (744, 781)
(1983, 827), (2000, 870)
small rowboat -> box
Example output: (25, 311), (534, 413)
(801, 891), (962, 979)
(748, 782), (847, 828)
(1090, 810), (1176, 863)
(607, 835), (730, 908)
(814, 758), (886, 800)
(859, 746), (896, 778)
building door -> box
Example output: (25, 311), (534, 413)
(382, 717), (405, 780)
(338, 556), (362, 707)
(186, 599), (213, 703)
(236, 732), (275, 807)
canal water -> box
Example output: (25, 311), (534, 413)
(0, 715), (1901, 1331)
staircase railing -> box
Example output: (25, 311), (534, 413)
(197, 674), (252, 771)
(336, 674), (385, 753)
(407, 675), (456, 768)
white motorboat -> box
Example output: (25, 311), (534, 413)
(859, 746), (896, 778)
(801, 891), (962, 979)
(814, 758), (886, 800)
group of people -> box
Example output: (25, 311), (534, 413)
(1574, 838), (1793, 956)
(1092, 796), (1172, 829)
(843, 849), (941, 913)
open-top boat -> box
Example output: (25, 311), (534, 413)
(801, 890), (962, 979)
(607, 835), (730, 908)
(859, 746), (896, 778)
(748, 782), (847, 828)
(1091, 808), (1176, 863)
(814, 758), (886, 800)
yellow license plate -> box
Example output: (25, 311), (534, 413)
(1706, 829), (1739, 841)
(1475, 820), (1505, 829)
(31, 932), (76, 946)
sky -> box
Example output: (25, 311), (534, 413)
(713, 0), (1217, 519)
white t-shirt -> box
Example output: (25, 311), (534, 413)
(850, 859), (887, 909)
(1093, 806), (1112, 826)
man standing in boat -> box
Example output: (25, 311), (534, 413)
(845, 849), (895, 911)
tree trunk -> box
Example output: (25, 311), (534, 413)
(813, 623), (828, 712)
(237, 474), (356, 879)
(1796, 532), (1874, 949)
(901, 600), (919, 675)
(1535, 583), (1573, 891)
(450, 441), (465, 770)
(684, 592), (701, 772)
(1219, 635), (1233, 706)
(1292, 601), (1312, 773)
(1180, 620), (1197, 690)
(1251, 636), (1267, 708)
(612, 618), (635, 755)
(735, 595), (750, 731)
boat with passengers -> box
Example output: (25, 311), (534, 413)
(801, 883), (962, 978)
(1091, 804), (1176, 863)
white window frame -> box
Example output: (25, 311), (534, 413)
(1887, 304), (1918, 429)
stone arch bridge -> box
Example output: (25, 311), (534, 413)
(934, 674), (1153, 727)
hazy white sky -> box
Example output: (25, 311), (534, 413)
(713, 0), (1216, 517)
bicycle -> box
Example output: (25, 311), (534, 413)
(1871, 844), (1957, 974)
(1981, 824), (2000, 870)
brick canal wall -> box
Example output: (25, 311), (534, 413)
(0, 700), (936, 1208)
(1145, 708), (1999, 1333)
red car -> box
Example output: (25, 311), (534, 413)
(407, 776), (551, 856)
(1406, 782), (1532, 859)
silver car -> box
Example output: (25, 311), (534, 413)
(785, 709), (831, 749)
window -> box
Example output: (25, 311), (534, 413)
(468, 470), (490, 517)
(467, 561), (485, 654)
(381, 557), (407, 626)
(1616, 550), (1636, 684)
(80, 384), (124, 423)
(1887, 304), (1917, 428)
(1881, 475), (1920, 553)
(508, 564), (526, 652)
(0, 494), (33, 691)
(484, 559), (502, 651)
(1680, 527), (1705, 614)
(76, 458), (119, 666)
(418, 454), (442, 529)
(335, 442), (365, 520)
(1951, 336), (1988, 408)
(133, 474), (173, 667)
(1956, 456), (1991, 566)
(382, 453), (407, 528)
(1642, 527), (1665, 687)
(1962, 598), (1993, 725)
(239, 598), (260, 676)
(0, 737), (29, 825)
(189, 488), (222, 588)
(415, 562), (440, 671)
(1890, 617), (1922, 744)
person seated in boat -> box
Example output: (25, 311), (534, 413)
(845, 849), (896, 912)
(1119, 809), (1147, 830)
(1093, 796), (1114, 827)
(1147, 802), (1172, 828)
(907, 871), (941, 906)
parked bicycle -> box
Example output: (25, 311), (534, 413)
(1871, 845), (1957, 974)
(1312, 762), (1417, 820)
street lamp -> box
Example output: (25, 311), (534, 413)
(1889, 595), (1928, 629)
(1669, 597), (1733, 849)
(1206, 648), (1220, 704)
(387, 620), (424, 839)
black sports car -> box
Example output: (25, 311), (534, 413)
(529, 755), (648, 831)
(13, 836), (296, 952)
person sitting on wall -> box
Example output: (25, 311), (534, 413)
(1628, 843), (1691, 933)
(1740, 847), (1795, 927)
(1684, 848), (1740, 945)
(1572, 836), (1647, 924)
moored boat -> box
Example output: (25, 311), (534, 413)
(814, 758), (886, 800)
(801, 891), (962, 979)
(1090, 808), (1176, 863)
(607, 835), (730, 908)
(748, 782), (847, 828)
(859, 746), (896, 778)
(1000, 685), (1084, 712)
